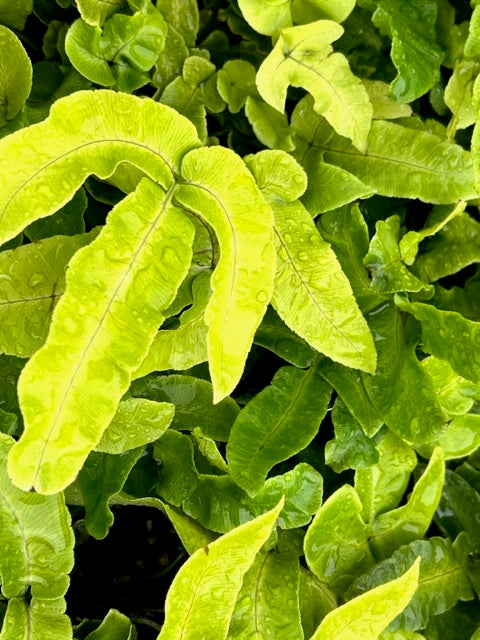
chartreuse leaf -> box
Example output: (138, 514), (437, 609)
(65, 8), (167, 92)
(362, 80), (413, 120)
(0, 90), (201, 246)
(0, 27), (32, 128)
(421, 356), (480, 416)
(245, 97), (295, 151)
(9, 179), (194, 494)
(419, 414), (480, 460)
(217, 60), (257, 114)
(246, 151), (376, 373)
(325, 397), (381, 473)
(84, 609), (136, 640)
(445, 61), (479, 138)
(311, 558), (420, 640)
(174, 146), (276, 402)
(398, 300), (480, 386)
(364, 216), (433, 295)
(133, 273), (209, 379)
(78, 448), (144, 539)
(75, 0), (125, 26)
(413, 211), (480, 282)
(322, 121), (477, 203)
(0, 0), (32, 29)
(304, 485), (374, 593)
(399, 202), (465, 266)
(0, 597), (72, 640)
(370, 0), (443, 102)
(0, 434), (73, 638)
(130, 374), (239, 442)
(0, 231), (96, 358)
(347, 535), (474, 632)
(370, 448), (445, 558)
(360, 302), (447, 444)
(257, 21), (372, 151)
(238, 0), (354, 35)
(227, 550), (303, 640)
(465, 1), (480, 60)
(227, 364), (331, 495)
(157, 499), (284, 640)
(95, 398), (174, 454)
(355, 430), (418, 524)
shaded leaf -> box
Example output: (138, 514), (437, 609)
(299, 568), (337, 639)
(245, 97), (295, 151)
(131, 374), (239, 442)
(0, 0), (32, 29)
(84, 609), (135, 639)
(227, 364), (331, 495)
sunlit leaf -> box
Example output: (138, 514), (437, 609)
(0, 26), (32, 128)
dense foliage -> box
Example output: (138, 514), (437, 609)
(1, 0), (480, 637)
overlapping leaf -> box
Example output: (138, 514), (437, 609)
(9, 179), (194, 494)
(0, 26), (32, 128)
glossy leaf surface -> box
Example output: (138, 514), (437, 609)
(0, 26), (32, 127)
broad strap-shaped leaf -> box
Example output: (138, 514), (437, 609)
(84, 609), (136, 640)
(238, 0), (354, 35)
(174, 146), (276, 402)
(227, 550), (303, 640)
(311, 558), (420, 640)
(304, 485), (375, 593)
(370, 0), (443, 102)
(95, 397), (174, 454)
(399, 202), (465, 266)
(325, 397), (381, 473)
(0, 0), (32, 29)
(75, 0), (124, 26)
(299, 568), (337, 639)
(227, 364), (331, 495)
(0, 26), (32, 128)
(413, 211), (480, 282)
(78, 448), (144, 539)
(161, 56), (225, 142)
(133, 272), (209, 379)
(254, 306), (316, 367)
(322, 120), (477, 204)
(360, 302), (447, 444)
(0, 435), (74, 599)
(354, 430), (417, 524)
(65, 9), (167, 92)
(256, 21), (372, 151)
(318, 357), (383, 437)
(164, 503), (217, 555)
(246, 151), (376, 373)
(347, 535), (474, 632)
(370, 448), (445, 558)
(0, 90), (201, 247)
(317, 203), (386, 315)
(131, 373), (239, 442)
(398, 300), (480, 386)
(8, 179), (194, 494)
(157, 499), (283, 640)
(364, 216), (433, 295)
(0, 230), (96, 357)
(0, 597), (72, 640)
